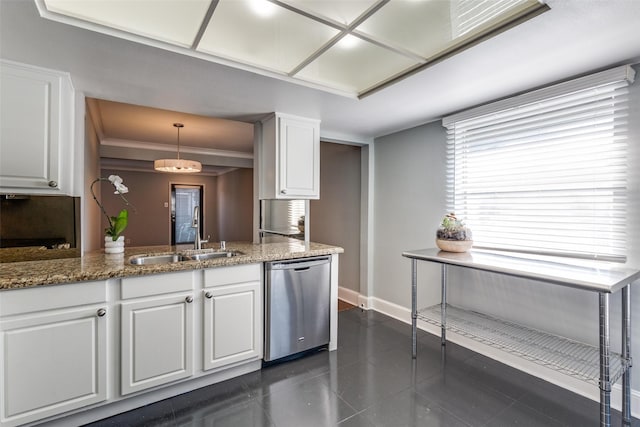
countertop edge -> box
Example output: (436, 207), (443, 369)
(0, 242), (344, 291)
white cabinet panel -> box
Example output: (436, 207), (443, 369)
(203, 281), (262, 370)
(0, 307), (107, 427)
(0, 60), (74, 195)
(259, 113), (320, 199)
(121, 294), (194, 395)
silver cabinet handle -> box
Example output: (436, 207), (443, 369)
(205, 291), (213, 299)
(97, 308), (106, 317)
(48, 180), (58, 188)
(185, 296), (194, 303)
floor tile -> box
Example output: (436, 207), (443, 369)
(366, 343), (445, 384)
(414, 370), (515, 426)
(83, 399), (175, 427)
(337, 413), (376, 427)
(460, 354), (540, 401)
(259, 375), (356, 427)
(185, 399), (274, 427)
(339, 308), (390, 328)
(483, 401), (563, 427)
(323, 360), (415, 412)
(360, 387), (470, 427)
(241, 348), (330, 398)
(517, 379), (603, 426)
(518, 378), (640, 427)
(170, 376), (252, 416)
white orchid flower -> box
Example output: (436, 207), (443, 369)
(108, 175), (129, 194)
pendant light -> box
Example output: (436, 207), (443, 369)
(154, 123), (202, 173)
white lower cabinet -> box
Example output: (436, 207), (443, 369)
(120, 272), (195, 396)
(203, 264), (262, 370)
(0, 264), (264, 426)
(0, 282), (107, 427)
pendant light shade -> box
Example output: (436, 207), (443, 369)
(154, 123), (202, 173)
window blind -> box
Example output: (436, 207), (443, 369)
(451, 0), (531, 38)
(443, 65), (635, 261)
(287, 200), (305, 229)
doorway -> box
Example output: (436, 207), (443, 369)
(171, 184), (203, 245)
(310, 142), (361, 305)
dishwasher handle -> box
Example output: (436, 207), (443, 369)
(267, 256), (330, 271)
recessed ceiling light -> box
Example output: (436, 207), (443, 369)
(250, 0), (277, 18)
(336, 34), (360, 50)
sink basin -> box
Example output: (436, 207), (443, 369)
(130, 251), (238, 265)
(183, 251), (237, 261)
(129, 254), (186, 265)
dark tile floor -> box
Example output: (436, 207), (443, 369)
(86, 308), (639, 427)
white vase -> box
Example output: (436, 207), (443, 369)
(105, 235), (125, 254)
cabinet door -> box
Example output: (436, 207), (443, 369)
(277, 116), (320, 199)
(203, 282), (262, 371)
(0, 307), (107, 427)
(0, 62), (62, 192)
(121, 293), (194, 395)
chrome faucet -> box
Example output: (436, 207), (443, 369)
(192, 206), (209, 250)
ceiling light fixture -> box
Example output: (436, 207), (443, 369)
(154, 123), (202, 173)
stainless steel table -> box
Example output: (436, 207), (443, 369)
(402, 248), (640, 427)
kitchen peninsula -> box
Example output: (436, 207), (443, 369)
(0, 241), (342, 427)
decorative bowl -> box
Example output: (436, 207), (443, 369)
(436, 239), (473, 253)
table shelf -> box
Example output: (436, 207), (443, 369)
(418, 304), (629, 386)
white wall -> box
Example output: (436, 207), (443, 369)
(371, 65), (640, 409)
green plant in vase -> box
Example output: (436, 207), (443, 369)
(436, 213), (473, 252)
(90, 175), (134, 253)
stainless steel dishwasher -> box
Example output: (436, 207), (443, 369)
(264, 256), (331, 362)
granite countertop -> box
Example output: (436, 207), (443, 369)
(0, 241), (343, 290)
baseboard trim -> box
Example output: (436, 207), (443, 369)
(338, 287), (371, 310)
(362, 294), (640, 419)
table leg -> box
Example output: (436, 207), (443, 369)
(441, 264), (447, 346)
(411, 258), (417, 359)
(599, 292), (611, 427)
(622, 284), (631, 425)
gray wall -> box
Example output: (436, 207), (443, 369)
(84, 114), (102, 252)
(217, 168), (254, 242)
(373, 122), (447, 307)
(311, 142), (361, 292)
(372, 66), (640, 393)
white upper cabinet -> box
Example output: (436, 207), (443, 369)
(0, 60), (74, 195)
(259, 113), (320, 199)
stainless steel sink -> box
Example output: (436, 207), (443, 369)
(130, 251), (238, 265)
(129, 254), (186, 265)
(184, 251), (236, 261)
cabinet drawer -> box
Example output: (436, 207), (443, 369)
(121, 271), (194, 299)
(0, 281), (106, 317)
(204, 264), (261, 288)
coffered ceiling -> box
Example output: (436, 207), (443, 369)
(38, 0), (546, 98)
(2, 1), (639, 147)
(86, 98), (255, 175)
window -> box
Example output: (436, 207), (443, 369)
(287, 200), (306, 231)
(443, 65), (635, 261)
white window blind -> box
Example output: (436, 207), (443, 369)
(287, 200), (306, 229)
(443, 65), (635, 261)
(451, 0), (531, 38)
